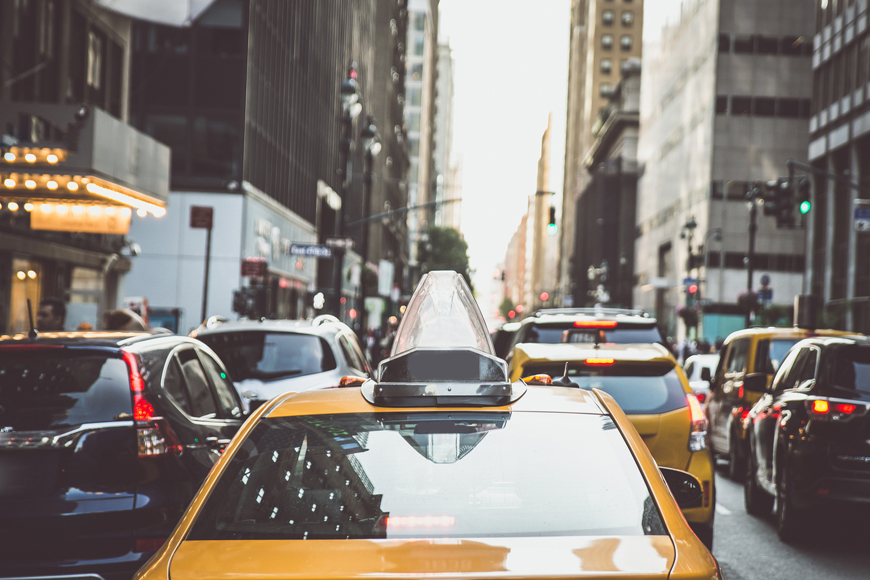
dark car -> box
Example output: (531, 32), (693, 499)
(504, 308), (666, 363)
(743, 335), (870, 542)
(0, 331), (247, 580)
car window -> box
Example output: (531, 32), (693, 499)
(338, 334), (368, 375)
(776, 348), (808, 392)
(684, 361), (694, 378)
(188, 412), (666, 540)
(794, 348), (818, 388)
(163, 357), (193, 415)
(198, 332), (337, 382)
(726, 338), (750, 373)
(177, 349), (218, 419)
(755, 338), (800, 374)
(520, 363), (687, 415)
(0, 349), (132, 430)
(831, 345), (870, 395)
(198, 351), (242, 419)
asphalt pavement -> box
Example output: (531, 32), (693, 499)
(711, 464), (870, 579)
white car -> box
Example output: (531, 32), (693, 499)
(683, 353), (719, 405)
(191, 315), (372, 411)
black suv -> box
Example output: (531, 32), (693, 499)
(0, 331), (247, 580)
(505, 308), (667, 361)
(743, 336), (870, 542)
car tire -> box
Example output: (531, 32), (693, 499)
(727, 434), (745, 482)
(744, 446), (774, 516)
(775, 455), (803, 543)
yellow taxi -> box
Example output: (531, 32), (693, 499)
(134, 272), (721, 580)
(705, 326), (857, 481)
(509, 341), (716, 549)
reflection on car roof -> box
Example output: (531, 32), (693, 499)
(513, 342), (673, 363)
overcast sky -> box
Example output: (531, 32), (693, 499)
(438, 0), (571, 309)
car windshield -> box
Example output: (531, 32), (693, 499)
(188, 411), (665, 540)
(520, 364), (687, 415)
(832, 345), (870, 396)
(0, 348), (132, 430)
(197, 332), (337, 382)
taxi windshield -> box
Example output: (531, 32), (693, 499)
(391, 271), (494, 356)
(188, 412), (665, 540)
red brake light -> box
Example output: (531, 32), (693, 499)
(695, 392), (706, 404)
(688, 394), (705, 423)
(574, 320), (618, 328)
(738, 385), (744, 399)
(134, 398), (155, 421)
(812, 400), (829, 414)
(585, 358), (615, 365)
(836, 403), (857, 414)
(123, 351), (151, 420)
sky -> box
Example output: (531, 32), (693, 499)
(438, 0), (571, 307)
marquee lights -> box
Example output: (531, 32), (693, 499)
(1, 147), (66, 165)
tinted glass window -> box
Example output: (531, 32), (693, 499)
(338, 336), (365, 374)
(523, 323), (663, 346)
(520, 364), (686, 414)
(756, 339), (799, 373)
(189, 412), (665, 540)
(163, 358), (192, 414)
(726, 339), (750, 373)
(199, 351), (242, 419)
(832, 345), (870, 395)
(0, 350), (131, 430)
(199, 332), (337, 382)
(778, 348), (808, 391)
(795, 349), (818, 386)
(178, 349), (217, 418)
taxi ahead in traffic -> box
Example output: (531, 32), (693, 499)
(509, 340), (716, 549)
(134, 271), (721, 580)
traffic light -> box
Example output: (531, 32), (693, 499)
(796, 177), (811, 216)
(547, 206), (557, 235)
(760, 179), (795, 228)
(686, 283), (699, 306)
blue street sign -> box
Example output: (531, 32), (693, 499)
(854, 205), (870, 232)
(290, 244), (332, 258)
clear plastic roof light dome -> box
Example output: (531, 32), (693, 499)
(391, 271), (495, 357)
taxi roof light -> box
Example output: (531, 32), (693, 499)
(585, 358), (615, 365)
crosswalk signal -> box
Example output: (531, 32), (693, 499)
(547, 206), (557, 235)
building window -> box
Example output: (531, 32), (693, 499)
(413, 13), (425, 32)
(620, 35), (633, 51)
(410, 63), (423, 80)
(779, 98), (801, 117)
(715, 95), (729, 114)
(733, 35), (754, 53)
(407, 86), (422, 106)
(413, 35), (425, 56)
(622, 11), (634, 26)
(753, 97), (776, 116)
(718, 33), (731, 53)
(87, 31), (103, 89)
(731, 96), (752, 115)
(756, 36), (779, 55)
(602, 34), (614, 50)
(601, 58), (613, 74)
(600, 83), (613, 97)
(603, 10), (615, 25)
(782, 35), (804, 56)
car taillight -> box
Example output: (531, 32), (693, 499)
(574, 320), (618, 328)
(122, 350), (183, 457)
(805, 397), (868, 422)
(585, 358), (615, 365)
(695, 392), (706, 404)
(338, 376), (365, 387)
(522, 374), (553, 385)
(687, 393), (708, 451)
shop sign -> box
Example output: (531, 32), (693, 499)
(30, 206), (131, 234)
(241, 258), (268, 277)
(290, 244), (332, 258)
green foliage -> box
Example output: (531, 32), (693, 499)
(755, 304), (793, 327)
(420, 226), (474, 292)
(499, 297), (515, 319)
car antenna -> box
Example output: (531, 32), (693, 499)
(593, 329), (605, 350)
(26, 299), (38, 339)
(552, 362), (575, 387)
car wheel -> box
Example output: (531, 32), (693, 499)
(744, 446), (774, 516)
(727, 434), (745, 482)
(776, 456), (803, 543)
(692, 522), (714, 551)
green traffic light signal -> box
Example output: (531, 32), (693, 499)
(547, 223), (557, 235)
(800, 200), (811, 214)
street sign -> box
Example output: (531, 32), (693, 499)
(190, 206), (213, 229)
(290, 244), (332, 258)
(854, 202), (870, 232)
(241, 258), (267, 277)
(759, 287), (773, 302)
(682, 277), (698, 286)
(325, 237), (355, 250)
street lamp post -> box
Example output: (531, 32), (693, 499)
(358, 115), (381, 336)
(333, 64), (363, 318)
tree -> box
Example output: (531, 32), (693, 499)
(499, 297), (515, 319)
(419, 226), (474, 292)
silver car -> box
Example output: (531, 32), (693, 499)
(191, 315), (372, 410)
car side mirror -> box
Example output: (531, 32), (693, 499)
(660, 467), (703, 509)
(700, 367), (711, 382)
(742, 373), (768, 394)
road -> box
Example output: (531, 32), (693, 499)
(711, 465), (870, 579)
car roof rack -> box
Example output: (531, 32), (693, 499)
(532, 307), (650, 318)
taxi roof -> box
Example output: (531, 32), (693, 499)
(264, 382), (608, 417)
(512, 342), (675, 365)
(722, 326), (858, 341)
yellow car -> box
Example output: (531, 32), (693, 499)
(509, 341), (716, 549)
(134, 272), (720, 580)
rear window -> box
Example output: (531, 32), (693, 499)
(832, 345), (870, 395)
(521, 363), (687, 414)
(0, 348), (132, 430)
(521, 323), (664, 346)
(188, 412), (665, 540)
(198, 332), (337, 382)
(755, 339), (799, 373)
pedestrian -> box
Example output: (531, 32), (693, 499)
(36, 297), (66, 331)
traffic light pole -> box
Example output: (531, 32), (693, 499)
(746, 199), (758, 327)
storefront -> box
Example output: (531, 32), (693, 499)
(0, 104), (170, 333)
